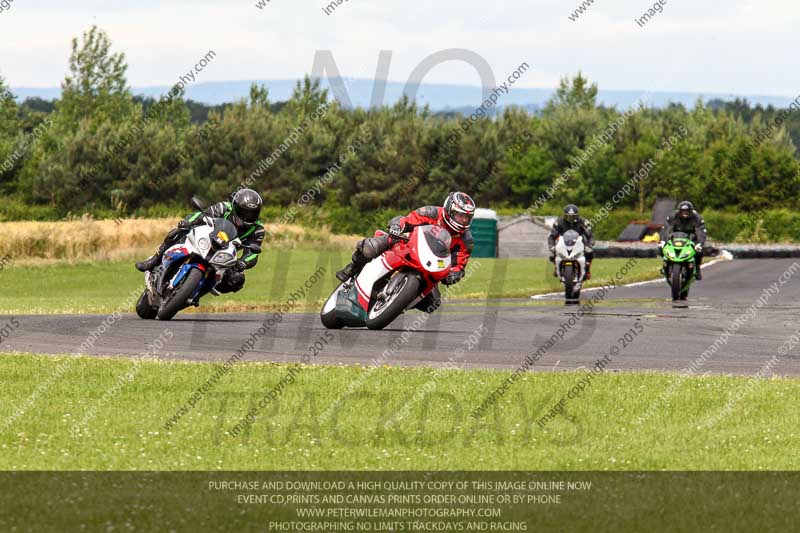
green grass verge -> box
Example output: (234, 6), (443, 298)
(0, 251), (661, 314)
(1, 354), (797, 470)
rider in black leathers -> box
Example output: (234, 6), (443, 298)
(135, 189), (265, 293)
(548, 204), (595, 279)
(659, 200), (707, 280)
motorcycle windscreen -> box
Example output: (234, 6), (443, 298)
(418, 225), (452, 273)
(562, 229), (580, 247)
(210, 218), (239, 248)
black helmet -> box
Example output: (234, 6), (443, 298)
(232, 188), (263, 226)
(678, 200), (694, 220)
(442, 192), (476, 233)
(564, 204), (580, 225)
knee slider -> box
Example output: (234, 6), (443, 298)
(227, 271), (245, 292)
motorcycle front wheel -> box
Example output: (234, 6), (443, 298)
(562, 264), (578, 303)
(365, 272), (421, 330)
(157, 268), (204, 320)
(670, 264), (684, 301)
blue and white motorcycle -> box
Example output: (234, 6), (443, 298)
(136, 198), (245, 320)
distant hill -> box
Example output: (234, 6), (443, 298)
(11, 78), (793, 111)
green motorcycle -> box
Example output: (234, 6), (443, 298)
(661, 232), (697, 301)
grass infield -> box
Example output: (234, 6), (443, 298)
(0, 354), (797, 471)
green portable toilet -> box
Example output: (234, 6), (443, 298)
(470, 208), (498, 258)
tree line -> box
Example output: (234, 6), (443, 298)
(1, 26), (799, 229)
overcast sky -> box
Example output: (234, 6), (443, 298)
(1, 0), (798, 97)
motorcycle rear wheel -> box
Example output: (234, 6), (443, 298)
(366, 272), (421, 330)
(157, 268), (204, 321)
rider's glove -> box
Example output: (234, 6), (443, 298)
(548, 245), (556, 255)
(694, 243), (703, 253)
(388, 223), (404, 239)
(442, 270), (465, 286)
(584, 245), (593, 255)
(177, 218), (193, 230)
(658, 240), (665, 249)
(233, 260), (247, 272)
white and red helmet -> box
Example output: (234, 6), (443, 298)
(442, 192), (476, 233)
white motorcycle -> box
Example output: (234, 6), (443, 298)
(554, 229), (587, 304)
(136, 198), (245, 321)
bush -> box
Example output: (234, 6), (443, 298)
(0, 197), (61, 221)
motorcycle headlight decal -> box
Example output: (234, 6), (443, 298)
(197, 237), (211, 253)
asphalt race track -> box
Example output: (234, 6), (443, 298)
(5, 259), (800, 376)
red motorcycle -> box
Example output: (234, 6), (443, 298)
(321, 224), (453, 330)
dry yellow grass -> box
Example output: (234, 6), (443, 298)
(0, 216), (358, 264)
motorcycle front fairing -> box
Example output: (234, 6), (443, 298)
(555, 230), (586, 283)
(153, 217), (239, 301)
(663, 232), (696, 264)
(340, 225), (453, 317)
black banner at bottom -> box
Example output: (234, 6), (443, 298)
(1, 471), (798, 532)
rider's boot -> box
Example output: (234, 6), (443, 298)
(335, 262), (356, 283)
(694, 259), (703, 280)
(135, 242), (169, 272)
(585, 262), (592, 280)
(136, 227), (188, 272)
(335, 253), (369, 283)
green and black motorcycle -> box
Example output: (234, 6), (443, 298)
(661, 232), (698, 301)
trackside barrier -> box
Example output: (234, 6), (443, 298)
(595, 242), (800, 259)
